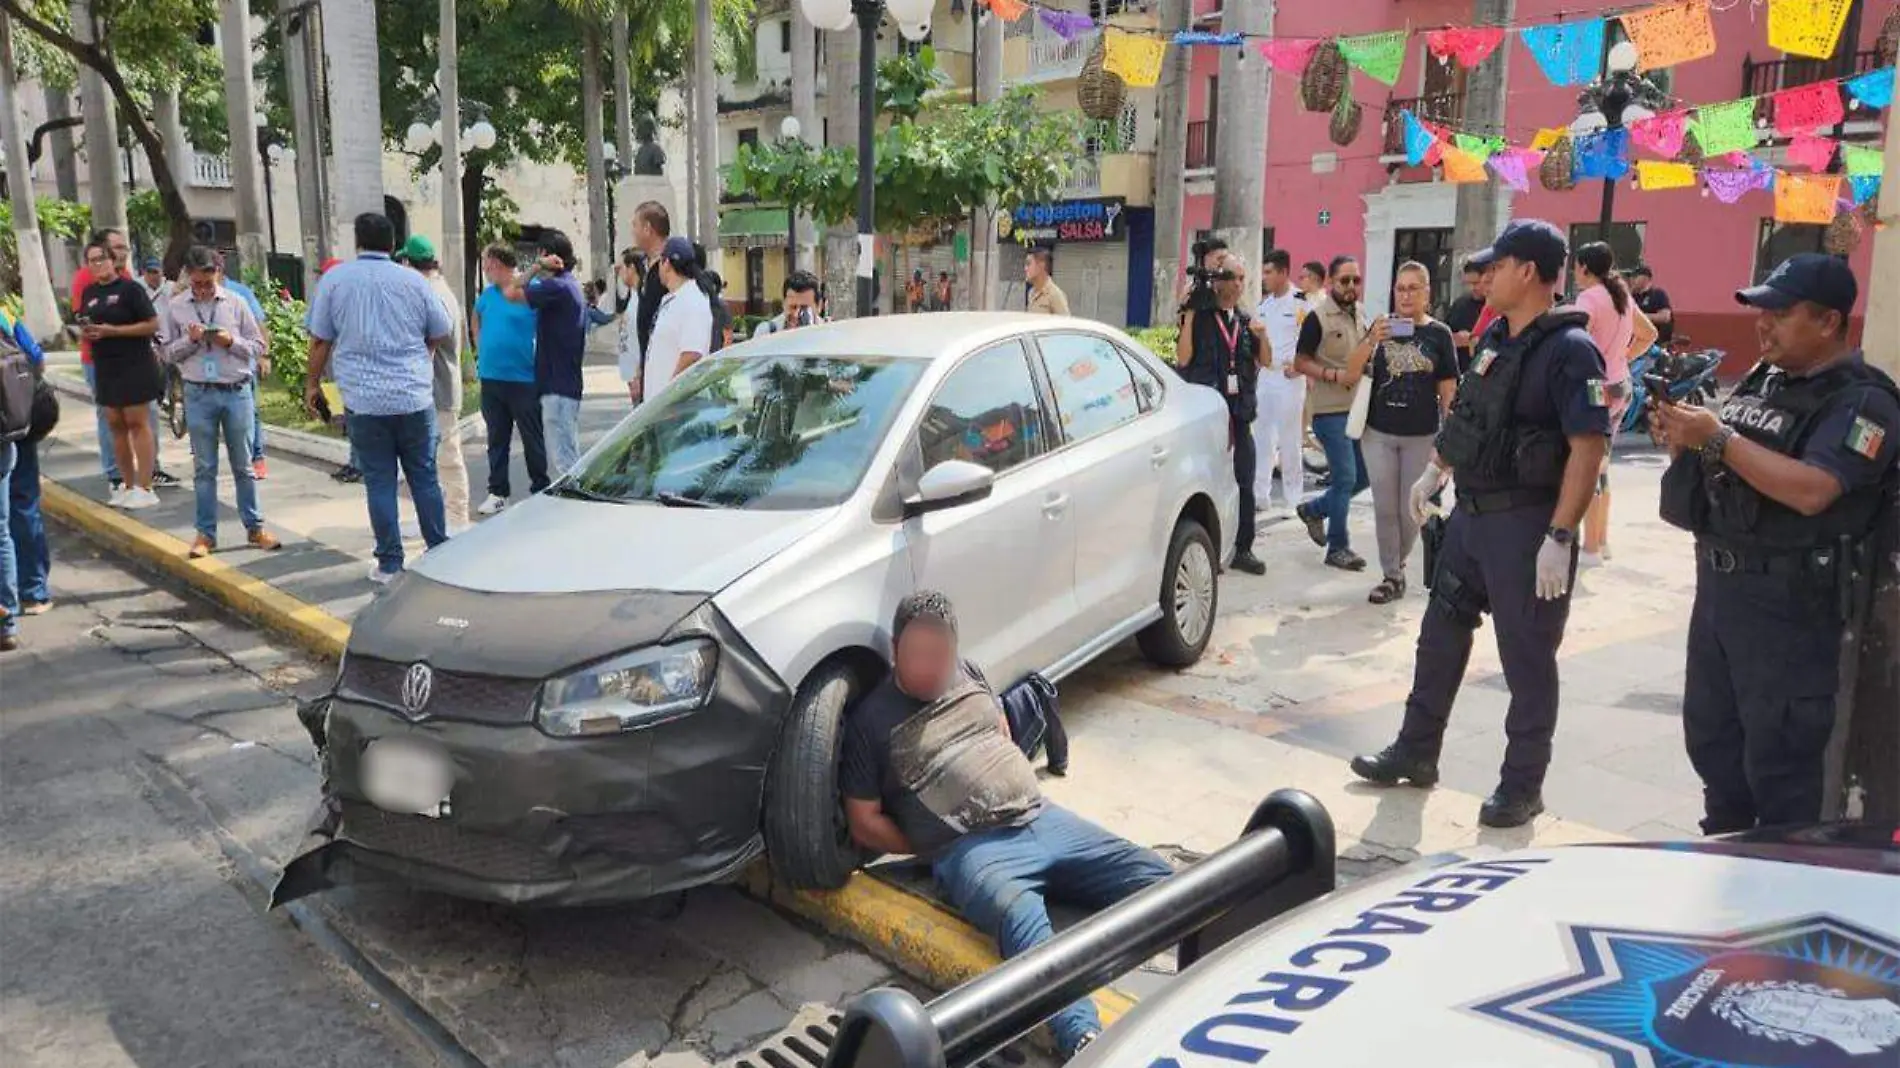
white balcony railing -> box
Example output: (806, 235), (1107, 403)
(191, 152), (233, 189)
(1063, 155), (1103, 197)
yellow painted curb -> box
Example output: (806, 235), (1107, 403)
(43, 482), (350, 660)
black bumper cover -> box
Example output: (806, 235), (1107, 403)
(273, 586), (792, 907)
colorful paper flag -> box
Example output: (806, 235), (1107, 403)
(1849, 174), (1882, 204)
(1337, 30), (1408, 87)
(1573, 127), (1632, 180)
(1845, 67), (1897, 110)
(1629, 110), (1689, 158)
(1774, 172), (1843, 223)
(1441, 146), (1488, 183)
(1842, 144), (1885, 177)
(1102, 28), (1166, 88)
(1692, 98), (1759, 155)
(1787, 132), (1838, 171)
(1425, 27), (1506, 69)
(1636, 160), (1699, 190)
(1257, 38), (1322, 74)
(984, 0), (1028, 20)
(1520, 19), (1606, 86)
(1767, 0), (1853, 60)
(1703, 168), (1762, 204)
(1771, 81), (1846, 134)
(1453, 133), (1498, 163)
(1173, 31), (1243, 47)
(1037, 8), (1094, 41)
(1529, 127), (1568, 151)
(1617, 0), (1717, 70)
(1486, 147), (1542, 192)
(1400, 109), (1436, 166)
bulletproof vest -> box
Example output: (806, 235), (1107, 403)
(1662, 358), (1900, 551)
(1435, 309), (1590, 490)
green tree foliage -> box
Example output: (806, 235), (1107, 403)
(0, 196), (92, 290)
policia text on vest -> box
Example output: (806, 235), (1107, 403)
(1654, 254), (1899, 834)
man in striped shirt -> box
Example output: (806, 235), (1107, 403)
(303, 213), (454, 584)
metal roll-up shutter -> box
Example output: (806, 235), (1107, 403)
(1049, 243), (1128, 327)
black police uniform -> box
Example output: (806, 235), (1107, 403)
(1661, 353), (1900, 833)
(1181, 306), (1262, 555)
(1391, 309), (1608, 796)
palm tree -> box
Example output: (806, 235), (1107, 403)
(1211, 0), (1268, 277)
(0, 12), (62, 336)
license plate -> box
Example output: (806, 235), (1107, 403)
(360, 738), (453, 818)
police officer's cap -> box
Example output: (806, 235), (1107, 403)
(1466, 220), (1568, 278)
(1735, 253), (1857, 315)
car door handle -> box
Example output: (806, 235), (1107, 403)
(1042, 493), (1070, 518)
(1150, 445), (1170, 468)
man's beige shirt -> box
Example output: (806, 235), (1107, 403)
(1028, 279), (1070, 316)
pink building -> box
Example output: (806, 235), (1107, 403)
(1178, 0), (1893, 370)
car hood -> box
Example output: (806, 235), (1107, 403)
(411, 495), (840, 595)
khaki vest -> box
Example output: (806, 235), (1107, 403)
(1307, 295), (1368, 416)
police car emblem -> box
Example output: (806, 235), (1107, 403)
(1473, 916), (1899, 1067)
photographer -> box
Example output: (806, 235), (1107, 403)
(753, 270), (824, 338)
(1175, 236), (1228, 317)
(1176, 250), (1269, 575)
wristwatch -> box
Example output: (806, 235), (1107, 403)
(1700, 425), (1736, 467)
(1545, 527), (1574, 547)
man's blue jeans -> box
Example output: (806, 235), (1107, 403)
(250, 383), (267, 462)
(348, 409), (447, 575)
(9, 439), (50, 605)
(186, 382), (264, 542)
(540, 393), (583, 475)
(0, 441), (17, 637)
(931, 804), (1173, 1056)
(1307, 412), (1369, 552)
(86, 362), (159, 483)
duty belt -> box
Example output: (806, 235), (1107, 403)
(1455, 486), (1558, 515)
(1697, 542), (1839, 576)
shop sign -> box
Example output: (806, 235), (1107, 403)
(1008, 197), (1127, 244)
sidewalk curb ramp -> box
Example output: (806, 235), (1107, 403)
(42, 480), (1142, 1024)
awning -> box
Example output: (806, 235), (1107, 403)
(719, 207), (791, 248)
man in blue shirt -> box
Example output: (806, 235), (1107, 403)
(303, 212), (455, 583)
(506, 229), (588, 475)
(473, 244), (548, 514)
(217, 261), (273, 479)
(1, 301), (48, 650)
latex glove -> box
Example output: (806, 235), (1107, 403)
(1535, 535), (1573, 600)
(1408, 462), (1449, 526)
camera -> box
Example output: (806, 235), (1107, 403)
(1181, 237), (1233, 314)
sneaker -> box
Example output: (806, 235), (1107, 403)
(20, 601), (51, 616)
(252, 458), (269, 480)
(1065, 1032), (1101, 1061)
(1230, 550), (1267, 575)
(247, 528), (282, 551)
(107, 486), (131, 508)
(1349, 743), (1440, 788)
(151, 469), (181, 489)
(188, 535), (215, 559)
(122, 487), (161, 510)
(1324, 547), (1367, 572)
(477, 494), (508, 516)
(108, 478), (126, 497)
(332, 464), (362, 484)
(1294, 503), (1326, 548)
(1368, 576), (1406, 604)
(1479, 788), (1546, 829)
(368, 563), (401, 585)
(1578, 550), (1605, 570)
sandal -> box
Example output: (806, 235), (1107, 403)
(1368, 577), (1405, 605)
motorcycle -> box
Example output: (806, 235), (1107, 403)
(1621, 344), (1724, 440)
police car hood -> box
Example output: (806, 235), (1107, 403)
(1079, 840), (1898, 1068)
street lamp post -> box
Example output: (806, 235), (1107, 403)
(405, 113), (497, 301)
(779, 115), (802, 277)
(1572, 41), (1659, 251)
(255, 115), (293, 256)
(604, 140), (629, 257)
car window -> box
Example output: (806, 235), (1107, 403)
(1038, 333), (1143, 445)
(1121, 349), (1164, 412)
(915, 340), (1048, 476)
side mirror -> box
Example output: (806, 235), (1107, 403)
(902, 460), (994, 519)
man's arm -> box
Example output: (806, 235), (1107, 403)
(155, 299), (193, 362)
(1548, 330), (1612, 531)
(1655, 390), (1897, 518)
(304, 338), (334, 415)
(843, 798), (915, 855)
(1176, 310), (1195, 367)
(1291, 314), (1334, 382)
(227, 303), (266, 363)
(1629, 304), (1658, 358)
(1048, 286), (1070, 316)
(1249, 318), (1271, 368)
(1552, 433), (1609, 530)
(1645, 290), (1673, 326)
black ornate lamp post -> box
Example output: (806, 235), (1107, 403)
(1572, 40), (1666, 247)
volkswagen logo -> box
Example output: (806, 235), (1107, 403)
(400, 662), (435, 717)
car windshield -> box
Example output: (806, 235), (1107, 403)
(563, 355), (925, 510)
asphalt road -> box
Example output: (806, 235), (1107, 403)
(0, 529), (902, 1068)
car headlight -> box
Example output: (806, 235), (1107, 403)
(535, 640), (719, 737)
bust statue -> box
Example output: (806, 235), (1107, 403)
(633, 116), (666, 177)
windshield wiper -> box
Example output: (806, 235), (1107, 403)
(651, 491), (717, 509)
(548, 482), (627, 504)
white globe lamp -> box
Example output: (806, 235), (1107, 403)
(1607, 40), (1640, 75)
(800, 0), (857, 34)
(899, 20), (931, 41)
(468, 120), (497, 151)
(405, 121), (434, 152)
(780, 115), (802, 140)
(885, 0), (934, 25)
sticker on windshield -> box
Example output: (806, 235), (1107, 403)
(1472, 915), (1900, 1067)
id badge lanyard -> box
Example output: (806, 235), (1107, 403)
(1214, 312), (1242, 396)
(194, 301), (218, 381)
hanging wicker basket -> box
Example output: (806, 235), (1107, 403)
(1824, 209), (1862, 255)
(1328, 93), (1363, 146)
(1878, 6), (1900, 65)
(1540, 136), (1576, 191)
(1078, 37), (1127, 122)
(1301, 40), (1348, 114)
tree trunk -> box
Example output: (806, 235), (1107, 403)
(1451, 0), (1514, 287)
(69, 0), (125, 229)
(1, 13), (62, 336)
(41, 81), (79, 277)
(692, 0), (719, 242)
(321, 0), (384, 253)
(220, 0), (269, 277)
(582, 22), (611, 281)
(281, 0), (330, 295)
(789, 5), (817, 273)
(1149, 0), (1190, 326)
(822, 21), (859, 319)
(438, 0), (466, 311)
(684, 77), (699, 241)
(1212, 0), (1268, 280)
(612, 9), (634, 247)
(461, 155), (485, 303)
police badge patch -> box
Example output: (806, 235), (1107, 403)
(1846, 415), (1887, 461)
(1472, 916), (1900, 1068)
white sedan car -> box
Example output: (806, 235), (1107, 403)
(279, 314), (1240, 907)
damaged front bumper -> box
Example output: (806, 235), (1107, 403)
(274, 591), (791, 908)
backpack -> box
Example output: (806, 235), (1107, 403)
(0, 327), (35, 444)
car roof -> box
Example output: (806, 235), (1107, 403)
(729, 312), (1122, 362)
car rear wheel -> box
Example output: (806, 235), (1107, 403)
(1138, 518), (1218, 668)
(762, 661), (868, 890)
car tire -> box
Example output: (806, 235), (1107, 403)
(1138, 517), (1218, 668)
(762, 661), (868, 890)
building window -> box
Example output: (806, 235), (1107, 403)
(738, 127), (760, 149)
(1753, 218), (1832, 283)
(780, 18), (791, 53)
(1566, 221), (1647, 277)
(1393, 227), (1455, 313)
(1262, 227), (1276, 258)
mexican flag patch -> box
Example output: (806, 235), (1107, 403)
(1846, 414), (1887, 460)
(1472, 349), (1497, 375)
(1585, 379), (1608, 407)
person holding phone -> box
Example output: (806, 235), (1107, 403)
(1332, 261), (1459, 603)
(753, 269), (824, 339)
(78, 237), (164, 510)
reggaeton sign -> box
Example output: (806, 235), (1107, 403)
(1010, 197), (1127, 244)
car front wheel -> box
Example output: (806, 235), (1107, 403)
(1137, 518), (1218, 668)
(762, 661), (868, 889)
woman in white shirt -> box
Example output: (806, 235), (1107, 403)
(642, 237), (714, 403)
(613, 251), (643, 404)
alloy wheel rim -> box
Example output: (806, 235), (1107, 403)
(1173, 541), (1215, 648)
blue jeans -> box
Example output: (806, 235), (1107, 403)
(0, 441), (16, 636)
(186, 382), (264, 542)
(9, 439), (49, 605)
(348, 409), (447, 574)
(931, 804), (1173, 1056)
(1306, 412), (1369, 552)
(250, 384), (266, 461)
(86, 362), (160, 483)
(540, 393), (582, 476)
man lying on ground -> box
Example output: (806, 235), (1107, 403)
(840, 591), (1173, 1060)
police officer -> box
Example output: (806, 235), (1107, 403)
(1177, 250), (1269, 574)
(1652, 254), (1899, 833)
(1348, 220), (1610, 828)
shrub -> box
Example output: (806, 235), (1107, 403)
(1130, 326), (1178, 364)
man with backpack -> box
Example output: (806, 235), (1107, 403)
(0, 298), (53, 650)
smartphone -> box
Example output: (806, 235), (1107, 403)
(1387, 315), (1415, 338)
(1643, 372), (1669, 406)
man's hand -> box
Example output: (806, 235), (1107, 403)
(303, 380), (323, 418)
(185, 321), (206, 343)
(257, 356), (272, 377)
(1452, 330), (1472, 348)
(626, 381), (642, 404)
(1535, 535), (1573, 600)
(1653, 401), (1721, 450)
(539, 253), (566, 273)
(81, 324), (107, 341)
(1366, 316), (1392, 346)
(1283, 364), (1301, 379)
(1409, 461), (1449, 525)
(207, 328), (233, 348)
